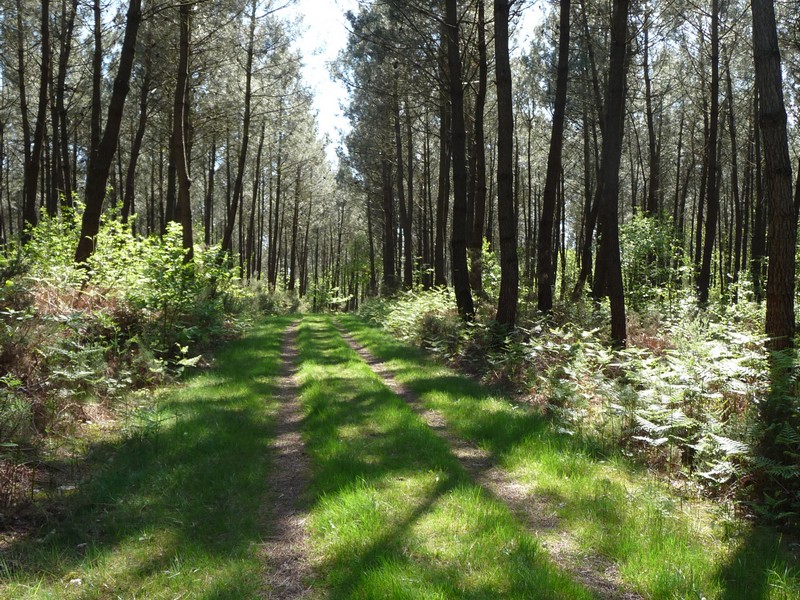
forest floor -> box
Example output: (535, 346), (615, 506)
(1, 315), (798, 599)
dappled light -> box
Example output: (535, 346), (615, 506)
(2, 0), (800, 596)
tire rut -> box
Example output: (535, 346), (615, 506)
(261, 322), (313, 599)
(336, 325), (642, 600)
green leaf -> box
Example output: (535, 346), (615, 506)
(178, 355), (202, 368)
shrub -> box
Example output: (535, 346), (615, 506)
(0, 210), (257, 511)
(360, 287), (461, 350)
(360, 286), (792, 525)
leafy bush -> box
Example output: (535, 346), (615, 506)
(360, 286), (796, 526)
(360, 287), (462, 351)
(1, 208), (258, 510)
(620, 214), (682, 309)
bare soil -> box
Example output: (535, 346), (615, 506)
(261, 323), (314, 599)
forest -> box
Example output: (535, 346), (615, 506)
(1, 0), (799, 597)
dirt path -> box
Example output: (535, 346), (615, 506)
(336, 326), (642, 600)
(261, 323), (313, 599)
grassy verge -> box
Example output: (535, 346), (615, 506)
(337, 314), (800, 600)
(0, 316), (292, 599)
(296, 315), (593, 599)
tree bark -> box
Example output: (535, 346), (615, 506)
(494, 0), (518, 327)
(247, 124), (265, 280)
(752, 0), (796, 353)
(751, 91), (767, 302)
(468, 0), (488, 296)
(643, 11), (660, 216)
(220, 0), (257, 257)
(394, 91), (412, 289)
(367, 194), (377, 294)
(536, 0), (570, 313)
(697, 0), (720, 305)
(75, 0), (142, 263)
(204, 139), (216, 245)
(269, 126), (283, 289)
(382, 154), (397, 293)
(726, 62), (743, 294)
(446, 0), (475, 320)
(172, 1), (193, 263)
(55, 0), (78, 208)
(596, 0), (630, 346)
(289, 165), (301, 291)
(22, 0), (51, 231)
(90, 0), (102, 159)
(121, 30), (152, 225)
(435, 94), (450, 287)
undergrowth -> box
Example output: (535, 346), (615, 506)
(340, 312), (800, 598)
(0, 207), (279, 516)
(358, 286), (800, 530)
(0, 317), (289, 598)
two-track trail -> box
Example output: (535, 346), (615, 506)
(335, 324), (642, 600)
(263, 317), (638, 598)
(261, 322), (313, 599)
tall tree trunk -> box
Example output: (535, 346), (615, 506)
(698, 0), (720, 304)
(172, 1), (193, 263)
(469, 0), (488, 295)
(726, 62), (743, 296)
(204, 139), (216, 245)
(164, 122), (177, 226)
(643, 11), (660, 216)
(220, 0), (256, 256)
(22, 0), (50, 231)
(0, 125), (5, 242)
(524, 118), (534, 284)
(90, 0), (102, 158)
(446, 0), (475, 320)
(382, 154), (397, 293)
(672, 111), (685, 227)
(289, 165), (301, 291)
(751, 91), (767, 302)
(56, 0), (77, 208)
(536, 0), (570, 313)
(572, 108), (599, 300)
(752, 0), (795, 353)
(48, 29), (60, 217)
(299, 197), (312, 295)
(435, 94), (450, 287)
(694, 104), (709, 267)
(596, 0), (630, 346)
(394, 91), (412, 289)
(406, 103), (415, 286)
(422, 114), (433, 289)
(121, 30), (152, 225)
(247, 124), (265, 280)
(74, 0), (142, 263)
(269, 128), (283, 289)
(367, 195), (377, 294)
(493, 0), (519, 327)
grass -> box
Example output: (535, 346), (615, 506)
(0, 316), (293, 599)
(295, 315), (593, 599)
(337, 313), (800, 600)
(3, 311), (796, 598)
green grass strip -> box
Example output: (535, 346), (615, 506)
(0, 316), (293, 599)
(296, 315), (593, 599)
(337, 314), (800, 600)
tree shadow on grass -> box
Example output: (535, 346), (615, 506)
(715, 524), (799, 600)
(0, 317), (293, 598)
(336, 315), (800, 599)
(297, 317), (592, 599)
